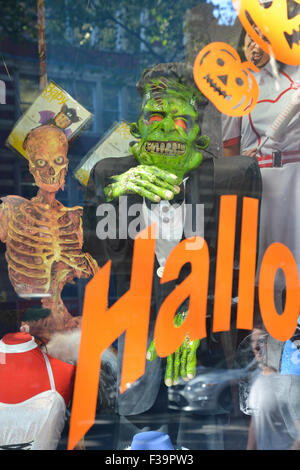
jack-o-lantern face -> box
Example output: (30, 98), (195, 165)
(233, 0), (300, 65)
(193, 42), (259, 117)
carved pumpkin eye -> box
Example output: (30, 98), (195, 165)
(286, 0), (300, 19)
(233, 0), (300, 65)
(193, 41), (259, 117)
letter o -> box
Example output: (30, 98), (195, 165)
(259, 243), (300, 342)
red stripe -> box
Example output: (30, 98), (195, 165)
(257, 70), (296, 105)
(257, 153), (300, 160)
(248, 113), (261, 147)
(283, 149), (300, 156)
(223, 136), (240, 148)
(283, 157), (300, 164)
(258, 162), (273, 168)
(280, 70), (294, 84)
(257, 86), (292, 104)
(257, 156), (300, 168)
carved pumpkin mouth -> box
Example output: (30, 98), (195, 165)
(284, 25), (300, 48)
(145, 141), (186, 155)
(204, 74), (230, 98)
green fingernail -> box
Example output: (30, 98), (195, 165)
(154, 195), (161, 202)
(174, 185), (180, 194)
(165, 378), (173, 387)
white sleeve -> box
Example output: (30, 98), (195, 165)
(221, 113), (242, 148)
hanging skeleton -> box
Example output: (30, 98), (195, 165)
(0, 125), (98, 341)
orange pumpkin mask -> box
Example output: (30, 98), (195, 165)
(193, 42), (259, 117)
(233, 0), (300, 66)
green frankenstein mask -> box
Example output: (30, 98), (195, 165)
(130, 68), (210, 180)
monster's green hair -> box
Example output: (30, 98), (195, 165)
(136, 62), (208, 126)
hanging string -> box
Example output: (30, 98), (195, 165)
(37, 0), (47, 91)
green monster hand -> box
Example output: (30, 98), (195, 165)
(104, 164), (181, 203)
(146, 311), (200, 387)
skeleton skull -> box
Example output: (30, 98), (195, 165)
(24, 125), (69, 193)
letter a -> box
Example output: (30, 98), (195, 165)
(154, 237), (209, 358)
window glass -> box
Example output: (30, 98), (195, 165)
(0, 0), (299, 454)
(20, 76), (40, 113)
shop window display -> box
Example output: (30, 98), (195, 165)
(0, 0), (299, 453)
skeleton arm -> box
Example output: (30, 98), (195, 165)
(66, 210), (99, 279)
(0, 201), (8, 243)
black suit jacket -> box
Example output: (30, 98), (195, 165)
(82, 155), (262, 415)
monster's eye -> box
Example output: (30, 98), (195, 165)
(148, 114), (163, 123)
(36, 159), (47, 168)
(54, 156), (65, 165)
(174, 118), (187, 130)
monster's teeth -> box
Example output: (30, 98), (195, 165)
(146, 141), (186, 155)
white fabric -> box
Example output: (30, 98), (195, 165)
(222, 63), (300, 298)
(0, 336), (37, 353)
(248, 373), (300, 450)
(222, 63), (300, 158)
(256, 164), (300, 294)
(142, 178), (188, 271)
(0, 349), (66, 450)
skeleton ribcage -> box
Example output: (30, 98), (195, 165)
(5, 199), (89, 295)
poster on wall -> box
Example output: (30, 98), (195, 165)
(6, 81), (93, 160)
(74, 121), (136, 187)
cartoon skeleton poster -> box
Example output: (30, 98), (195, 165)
(0, 124), (98, 341)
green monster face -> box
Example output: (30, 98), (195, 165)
(130, 80), (210, 180)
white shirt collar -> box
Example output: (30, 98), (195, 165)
(255, 60), (279, 82)
(0, 336), (37, 353)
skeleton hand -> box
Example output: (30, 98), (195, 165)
(146, 311), (200, 386)
(104, 165), (182, 203)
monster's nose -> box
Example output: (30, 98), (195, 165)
(161, 116), (176, 133)
(49, 167), (55, 176)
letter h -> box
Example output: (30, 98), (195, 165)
(68, 225), (156, 450)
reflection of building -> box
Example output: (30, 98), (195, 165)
(184, 3), (241, 158)
(0, 36), (142, 309)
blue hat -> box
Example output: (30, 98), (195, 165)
(130, 431), (174, 450)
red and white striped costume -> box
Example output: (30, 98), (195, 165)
(222, 62), (300, 301)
